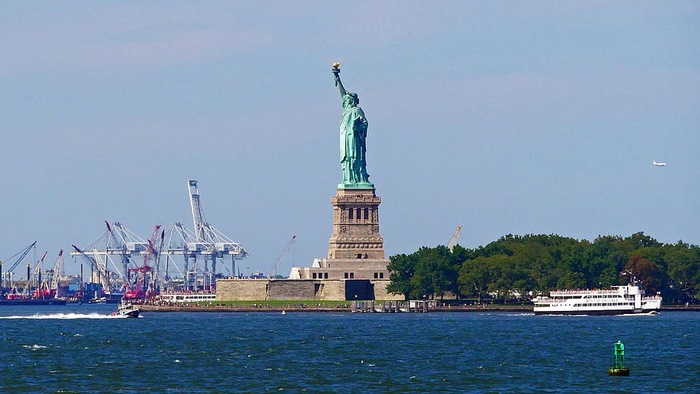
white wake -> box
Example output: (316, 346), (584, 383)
(0, 313), (126, 319)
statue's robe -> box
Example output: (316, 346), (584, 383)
(340, 102), (368, 184)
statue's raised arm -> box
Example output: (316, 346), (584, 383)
(332, 62), (347, 98)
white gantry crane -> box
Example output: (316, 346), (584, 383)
(71, 244), (111, 295)
(72, 180), (247, 294)
(71, 221), (161, 296)
(160, 180), (247, 291)
(48, 250), (65, 297)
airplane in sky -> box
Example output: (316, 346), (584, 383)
(653, 160), (667, 167)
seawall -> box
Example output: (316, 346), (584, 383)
(139, 304), (700, 313)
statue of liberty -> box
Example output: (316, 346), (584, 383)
(332, 63), (373, 188)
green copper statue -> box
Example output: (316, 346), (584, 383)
(332, 63), (374, 189)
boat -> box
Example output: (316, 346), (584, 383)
(88, 296), (122, 304)
(532, 280), (662, 315)
(114, 302), (141, 318)
(158, 292), (216, 304)
(0, 286), (67, 305)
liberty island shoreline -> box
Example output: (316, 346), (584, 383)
(138, 303), (530, 313)
(136, 303), (700, 313)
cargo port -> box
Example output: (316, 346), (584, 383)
(0, 180), (247, 305)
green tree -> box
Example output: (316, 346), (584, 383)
(408, 246), (454, 300)
(389, 232), (699, 305)
(458, 256), (494, 303)
(386, 253), (415, 299)
(662, 242), (700, 303)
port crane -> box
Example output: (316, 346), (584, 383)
(161, 180), (248, 291)
(106, 221), (139, 279)
(72, 244), (115, 296)
(74, 180), (247, 295)
(48, 250), (65, 297)
(271, 235), (296, 278)
(161, 222), (196, 283)
(123, 225), (161, 301)
(31, 251), (50, 298)
(187, 180), (247, 276)
(70, 221), (149, 284)
(448, 225), (463, 252)
(71, 221), (169, 298)
(1, 241), (37, 288)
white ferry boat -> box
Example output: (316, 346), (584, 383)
(158, 293), (217, 303)
(532, 280), (662, 315)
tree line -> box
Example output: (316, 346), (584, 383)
(386, 232), (699, 305)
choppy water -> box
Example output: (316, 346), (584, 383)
(0, 304), (697, 393)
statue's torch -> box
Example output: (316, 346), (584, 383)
(332, 62), (341, 85)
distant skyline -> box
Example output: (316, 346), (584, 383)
(1, 1), (698, 277)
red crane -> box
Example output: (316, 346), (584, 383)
(123, 225), (160, 302)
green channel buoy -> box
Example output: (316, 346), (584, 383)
(608, 340), (630, 376)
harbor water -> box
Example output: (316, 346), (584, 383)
(1, 304), (698, 393)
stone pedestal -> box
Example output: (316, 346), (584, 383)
(288, 187), (396, 293)
(328, 188), (385, 260)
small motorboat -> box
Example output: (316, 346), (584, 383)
(113, 302), (141, 318)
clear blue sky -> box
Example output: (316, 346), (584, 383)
(1, 1), (698, 277)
